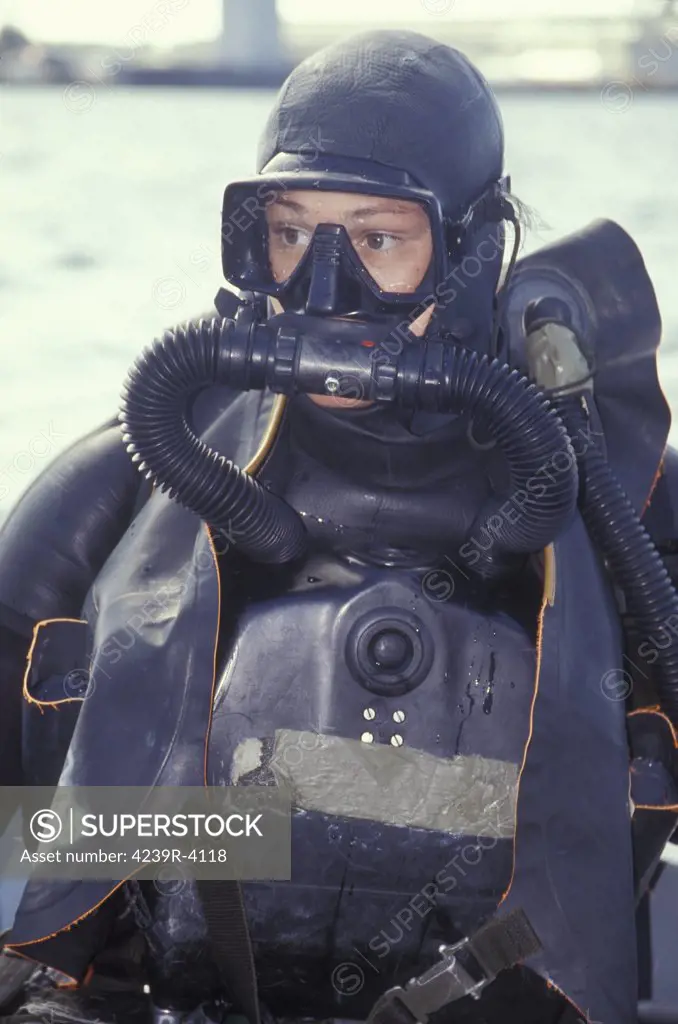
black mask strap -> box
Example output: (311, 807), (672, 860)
(490, 205), (522, 360)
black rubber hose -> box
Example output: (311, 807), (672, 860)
(120, 317), (578, 571)
(556, 395), (678, 726)
(288, 316), (580, 568)
(428, 345), (578, 574)
(120, 319), (307, 565)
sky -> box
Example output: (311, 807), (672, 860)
(0, 0), (650, 47)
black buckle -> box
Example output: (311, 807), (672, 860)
(365, 908), (542, 1024)
(368, 936), (489, 1024)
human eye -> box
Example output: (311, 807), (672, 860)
(362, 231), (400, 252)
(271, 224), (312, 248)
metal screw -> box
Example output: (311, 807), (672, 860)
(363, 708), (376, 720)
(391, 734), (404, 747)
(360, 731), (374, 743)
(392, 710), (406, 723)
(325, 374), (340, 394)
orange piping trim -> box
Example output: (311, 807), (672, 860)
(202, 392), (289, 785)
(633, 801), (678, 811)
(543, 542), (556, 608)
(4, 872), (140, 971)
(545, 979), (591, 1023)
(243, 394), (288, 477)
(22, 617), (88, 712)
(627, 706), (678, 745)
(203, 525), (222, 788)
(642, 449), (665, 517)
(499, 544), (590, 1021)
(499, 544), (553, 905)
(2, 947), (79, 985)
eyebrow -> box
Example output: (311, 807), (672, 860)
(348, 205), (416, 219)
(271, 197), (419, 220)
(271, 197), (307, 213)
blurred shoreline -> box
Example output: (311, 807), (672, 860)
(3, 11), (678, 91)
(3, 76), (672, 92)
(3, 74), (678, 92)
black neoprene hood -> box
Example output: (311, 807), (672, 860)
(219, 29), (509, 344)
(256, 29), (505, 217)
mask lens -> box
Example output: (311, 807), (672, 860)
(346, 199), (433, 295)
(264, 195), (314, 285)
(265, 190), (433, 294)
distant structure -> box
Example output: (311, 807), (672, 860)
(219, 0), (283, 70)
(0, 23), (73, 83)
(628, 0), (678, 87)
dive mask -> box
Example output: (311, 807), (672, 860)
(221, 153), (512, 322)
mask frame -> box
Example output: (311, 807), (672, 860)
(221, 163), (513, 319)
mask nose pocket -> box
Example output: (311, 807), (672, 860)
(22, 618), (91, 787)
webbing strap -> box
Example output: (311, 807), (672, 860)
(196, 881), (260, 1024)
(366, 908), (542, 1024)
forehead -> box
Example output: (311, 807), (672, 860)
(269, 189), (427, 220)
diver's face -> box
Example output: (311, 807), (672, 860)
(266, 190), (435, 408)
(266, 189), (433, 293)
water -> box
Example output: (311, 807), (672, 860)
(1, 85), (678, 514)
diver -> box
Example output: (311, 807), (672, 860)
(1, 27), (678, 1024)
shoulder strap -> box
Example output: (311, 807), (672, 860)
(196, 881), (260, 1024)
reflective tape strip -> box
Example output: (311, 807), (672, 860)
(232, 729), (518, 837)
(661, 843), (678, 867)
